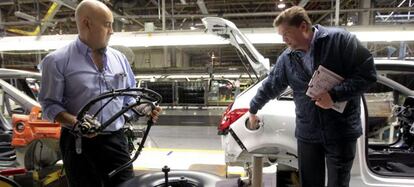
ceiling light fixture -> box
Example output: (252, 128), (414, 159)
(277, 0), (286, 9)
(277, 3), (286, 9)
(0, 28), (413, 51)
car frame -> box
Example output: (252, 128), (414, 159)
(203, 17), (414, 186)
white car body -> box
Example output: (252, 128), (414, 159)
(203, 17), (414, 186)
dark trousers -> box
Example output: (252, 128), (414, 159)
(297, 139), (356, 187)
(60, 128), (134, 187)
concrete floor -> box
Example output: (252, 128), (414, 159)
(144, 126), (222, 150)
(130, 125), (387, 187)
(131, 125), (235, 176)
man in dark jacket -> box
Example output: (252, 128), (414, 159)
(248, 6), (377, 187)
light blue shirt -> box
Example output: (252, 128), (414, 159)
(38, 37), (136, 131)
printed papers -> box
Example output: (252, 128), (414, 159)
(306, 65), (347, 113)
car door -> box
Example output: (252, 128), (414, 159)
(357, 60), (414, 186)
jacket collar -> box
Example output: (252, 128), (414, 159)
(313, 24), (329, 40)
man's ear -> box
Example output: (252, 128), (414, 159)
(83, 17), (90, 30)
(299, 21), (308, 32)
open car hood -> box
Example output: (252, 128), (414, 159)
(202, 17), (270, 79)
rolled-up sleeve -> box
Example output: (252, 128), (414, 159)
(38, 55), (67, 122)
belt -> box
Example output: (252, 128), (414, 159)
(61, 126), (122, 136)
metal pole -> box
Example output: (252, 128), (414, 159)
(162, 0), (166, 30)
(0, 52), (3, 68)
(251, 155), (263, 187)
(409, 0), (412, 20)
(399, 41), (407, 60)
(171, 0), (175, 30)
(359, 0), (371, 25)
(335, 0), (340, 26)
(171, 0), (176, 67)
(0, 87), (3, 114)
(162, 0), (168, 67)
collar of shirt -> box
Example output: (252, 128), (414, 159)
(75, 37), (108, 71)
(291, 27), (318, 75)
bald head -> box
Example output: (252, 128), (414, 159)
(75, 0), (111, 31)
(75, 0), (114, 50)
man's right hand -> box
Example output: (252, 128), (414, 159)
(248, 113), (260, 130)
(78, 114), (100, 138)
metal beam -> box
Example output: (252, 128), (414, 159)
(0, 0), (49, 6)
(7, 2), (61, 36)
(115, 7), (414, 19)
(50, 0), (76, 9)
(196, 0), (209, 14)
(50, 0), (132, 25)
(315, 12), (330, 24)
(2, 5), (413, 28)
(0, 79), (40, 111)
(298, 0), (310, 7)
(150, 0), (171, 16)
(384, 0), (407, 21)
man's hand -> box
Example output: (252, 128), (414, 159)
(247, 113), (260, 130)
(134, 103), (162, 123)
(150, 106), (162, 123)
(312, 92), (334, 109)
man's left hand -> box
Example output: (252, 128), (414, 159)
(313, 92), (334, 109)
(150, 106), (162, 123)
(134, 103), (162, 123)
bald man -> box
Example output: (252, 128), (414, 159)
(38, 1), (159, 186)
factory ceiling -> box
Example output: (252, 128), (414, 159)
(0, 0), (412, 70)
(0, 0), (413, 36)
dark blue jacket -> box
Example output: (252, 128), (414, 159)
(249, 25), (377, 143)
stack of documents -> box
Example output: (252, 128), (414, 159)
(306, 65), (347, 113)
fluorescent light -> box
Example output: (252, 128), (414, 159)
(277, 3), (286, 9)
(0, 28), (413, 51)
(108, 32), (229, 47)
(352, 31), (414, 42)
